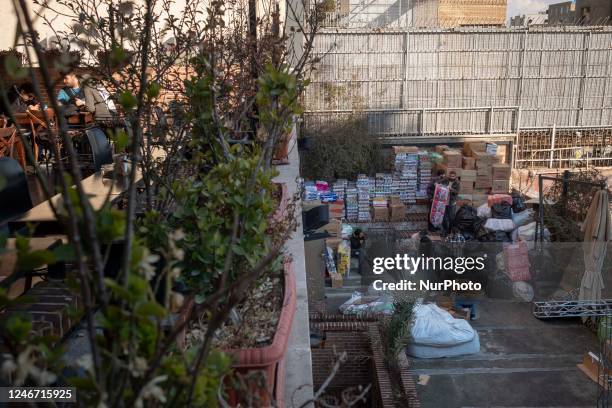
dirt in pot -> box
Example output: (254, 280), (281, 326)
(185, 263), (285, 349)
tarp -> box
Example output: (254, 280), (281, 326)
(579, 190), (611, 303)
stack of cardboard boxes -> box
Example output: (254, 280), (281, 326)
(389, 196), (406, 221)
(464, 142), (511, 199)
(432, 142), (512, 207)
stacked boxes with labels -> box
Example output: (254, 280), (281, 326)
(491, 164), (511, 193)
(372, 196), (389, 221)
(418, 151), (432, 200)
(356, 175), (371, 222)
(394, 147), (419, 204)
(345, 182), (358, 221)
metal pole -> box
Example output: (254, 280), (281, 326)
(549, 123), (556, 168)
(538, 174), (544, 243)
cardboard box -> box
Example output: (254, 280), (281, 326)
(460, 180), (474, 193)
(443, 150), (463, 168)
(491, 179), (510, 193)
(316, 219), (342, 237)
(462, 156), (476, 170)
(577, 352), (611, 388)
(460, 169), (477, 181)
(393, 145), (419, 154)
(435, 145), (450, 154)
(473, 151), (495, 164)
(476, 165), (492, 176)
(390, 203), (406, 221)
(464, 142), (486, 156)
(330, 272), (343, 288)
(474, 176), (492, 190)
(371, 207), (389, 221)
(492, 164), (511, 180)
(325, 237), (343, 250)
(328, 201), (345, 219)
(389, 195), (402, 206)
(438, 164), (462, 177)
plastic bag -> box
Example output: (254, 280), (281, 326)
(454, 206), (478, 232)
(491, 202), (512, 219)
(477, 203), (491, 219)
(484, 218), (515, 232)
(512, 208), (534, 228)
(513, 281), (534, 302)
(516, 222), (550, 249)
(339, 291), (394, 315)
(410, 303), (476, 347)
(512, 192), (527, 213)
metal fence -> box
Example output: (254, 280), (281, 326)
(304, 27), (612, 133)
(515, 125), (612, 169)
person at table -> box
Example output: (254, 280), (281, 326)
(12, 83), (40, 112)
(82, 75), (115, 121)
(57, 73), (85, 116)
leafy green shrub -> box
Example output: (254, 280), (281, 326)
(300, 117), (390, 181)
(381, 297), (416, 360)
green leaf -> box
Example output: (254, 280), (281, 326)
(4, 54), (27, 79)
(118, 91), (137, 110)
(113, 130), (130, 151)
(6, 314), (32, 341)
(135, 301), (167, 318)
(146, 82), (161, 99)
(17, 249), (56, 271)
(52, 244), (76, 262)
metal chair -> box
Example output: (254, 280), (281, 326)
(0, 127), (26, 169)
(0, 157), (33, 225)
(85, 127), (113, 172)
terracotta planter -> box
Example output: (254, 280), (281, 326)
(224, 259), (296, 407)
(273, 133), (291, 162)
(175, 182), (295, 406)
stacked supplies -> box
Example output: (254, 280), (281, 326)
(304, 181), (319, 201)
(332, 179), (348, 197)
(417, 151), (432, 199)
(345, 182), (358, 221)
(374, 173), (393, 199)
(357, 175), (371, 222)
(395, 151), (418, 204)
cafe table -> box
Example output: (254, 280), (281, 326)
(0, 236), (67, 298)
(8, 172), (125, 235)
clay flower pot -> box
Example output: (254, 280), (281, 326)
(224, 258), (296, 407)
(273, 132), (291, 163)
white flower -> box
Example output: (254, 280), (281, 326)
(134, 375), (167, 408)
(138, 248), (160, 281)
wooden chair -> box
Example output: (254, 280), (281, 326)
(0, 127), (26, 169)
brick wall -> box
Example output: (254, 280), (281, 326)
(309, 315), (421, 407)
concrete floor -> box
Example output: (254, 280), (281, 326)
(412, 299), (600, 408)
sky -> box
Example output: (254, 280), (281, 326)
(507, 0), (572, 18)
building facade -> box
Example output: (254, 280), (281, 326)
(575, 0), (612, 24)
(547, 1), (577, 25)
(413, 0), (507, 27)
(509, 13), (548, 27)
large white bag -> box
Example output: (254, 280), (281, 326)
(477, 203), (491, 219)
(512, 208), (534, 228)
(484, 218), (515, 232)
(407, 334), (480, 358)
(410, 304), (476, 347)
